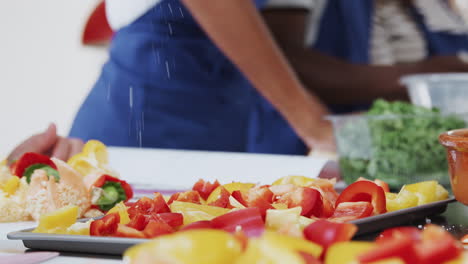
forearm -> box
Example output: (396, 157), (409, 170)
(290, 49), (414, 104)
(180, 0), (329, 131)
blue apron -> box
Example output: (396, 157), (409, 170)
(70, 0), (307, 155)
(311, 0), (468, 113)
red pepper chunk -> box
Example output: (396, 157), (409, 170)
(211, 208), (265, 237)
(127, 194), (170, 219)
(358, 235), (419, 264)
(167, 191), (201, 205)
(192, 179), (221, 200)
(376, 226), (421, 244)
(93, 174), (134, 202)
(143, 219), (174, 238)
(90, 213), (120, 236)
(153, 213), (184, 228)
(336, 181), (387, 214)
(357, 177), (390, 193)
(415, 225), (462, 264)
(12, 152), (57, 178)
(303, 220), (357, 259)
(329, 202), (373, 222)
(277, 187), (323, 217)
(232, 186), (274, 217)
(207, 186), (231, 208)
(127, 213), (148, 231)
(180, 220), (213, 231)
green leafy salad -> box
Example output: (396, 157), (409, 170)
(335, 99), (466, 189)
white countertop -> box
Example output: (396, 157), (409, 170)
(0, 147), (328, 263)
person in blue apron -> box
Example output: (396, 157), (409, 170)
(262, 0), (468, 114)
(7, 0), (335, 163)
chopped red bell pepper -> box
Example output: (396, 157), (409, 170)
(336, 181), (386, 214)
(180, 220), (213, 231)
(357, 177), (390, 193)
(359, 224), (462, 264)
(277, 187), (323, 217)
(114, 224), (145, 239)
(358, 235), (419, 264)
(303, 219), (357, 259)
(192, 179), (221, 200)
(245, 186), (275, 217)
(376, 226), (421, 243)
(231, 187), (274, 217)
(90, 212), (120, 236)
(153, 213), (184, 228)
(374, 179), (390, 193)
(415, 225), (462, 264)
(143, 219), (174, 238)
(211, 208), (265, 237)
(329, 202), (373, 222)
(12, 152), (57, 177)
(127, 194), (170, 219)
(127, 213), (148, 231)
(167, 190), (201, 205)
(232, 190), (248, 206)
(208, 186), (231, 208)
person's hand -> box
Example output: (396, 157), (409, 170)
(304, 119), (337, 155)
(7, 123), (84, 164)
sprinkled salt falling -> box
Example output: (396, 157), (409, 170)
(165, 61), (171, 79)
(168, 22), (173, 35)
(138, 129), (143, 147)
(106, 83), (111, 101)
(129, 86), (134, 109)
(179, 7), (184, 18)
(168, 3), (173, 15)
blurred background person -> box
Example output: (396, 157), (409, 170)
(262, 0), (468, 114)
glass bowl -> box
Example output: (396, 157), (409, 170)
(329, 112), (468, 190)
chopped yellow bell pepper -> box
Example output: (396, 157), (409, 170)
(435, 184), (449, 201)
(124, 230), (242, 264)
(272, 175), (316, 187)
(386, 189), (418, 212)
(67, 140), (112, 177)
(325, 242), (375, 264)
(107, 201), (130, 225)
(2, 176), (20, 196)
(402, 181), (439, 205)
(66, 221), (91, 236)
(236, 232), (322, 264)
(33, 205), (79, 234)
(266, 207), (302, 231)
(170, 201), (229, 225)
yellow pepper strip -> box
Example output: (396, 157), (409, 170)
(2, 176), (20, 196)
(124, 230), (242, 264)
(169, 201), (229, 225)
(107, 201), (131, 225)
(386, 189), (418, 212)
(33, 205), (79, 234)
